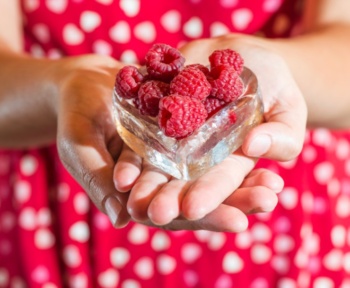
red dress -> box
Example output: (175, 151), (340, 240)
(0, 0), (350, 287)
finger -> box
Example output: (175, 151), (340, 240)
(224, 186), (278, 214)
(241, 168), (284, 192)
(57, 117), (130, 228)
(113, 144), (142, 192)
(181, 150), (256, 220)
(242, 89), (307, 161)
(140, 204), (249, 233)
(127, 162), (171, 221)
(147, 180), (191, 226)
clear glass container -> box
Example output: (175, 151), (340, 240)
(113, 67), (264, 180)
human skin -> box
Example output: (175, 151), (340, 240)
(0, 0), (348, 230)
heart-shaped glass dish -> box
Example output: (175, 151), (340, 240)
(113, 67), (263, 180)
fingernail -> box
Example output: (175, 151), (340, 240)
(247, 134), (271, 157)
(105, 197), (122, 226)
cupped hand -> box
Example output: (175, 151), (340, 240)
(55, 54), (137, 228)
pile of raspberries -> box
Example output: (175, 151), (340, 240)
(115, 43), (244, 139)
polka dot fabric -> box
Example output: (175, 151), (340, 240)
(1, 0), (349, 287)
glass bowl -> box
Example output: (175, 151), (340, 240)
(112, 67), (264, 180)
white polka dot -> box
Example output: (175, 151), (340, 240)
(331, 225), (346, 248)
(93, 212), (110, 230)
(348, 228), (350, 246)
(194, 230), (212, 242)
(210, 22), (230, 37)
(278, 278), (297, 288)
(120, 0), (140, 17)
(251, 223), (272, 242)
(231, 8), (253, 30)
(313, 277), (334, 288)
(208, 232), (226, 250)
(134, 21), (156, 43)
(279, 187), (298, 210)
(323, 249), (343, 271)
(80, 11), (101, 33)
(301, 191), (313, 212)
(263, 0), (283, 12)
(250, 278), (269, 288)
(297, 272), (311, 288)
(121, 279), (141, 288)
(222, 251), (243, 273)
(58, 182), (70, 202)
(46, 0), (68, 13)
(313, 197), (327, 214)
(336, 138), (350, 159)
(73, 192), (90, 214)
(345, 160), (350, 177)
(20, 155), (38, 176)
(10, 277), (26, 288)
(273, 234), (295, 254)
(24, 0), (40, 12)
(340, 279), (350, 288)
(271, 255), (290, 274)
(336, 195), (350, 218)
(35, 228), (55, 249)
(235, 230), (252, 249)
(120, 50), (138, 64)
(47, 48), (63, 59)
(183, 270), (199, 287)
(303, 233), (320, 255)
(294, 249), (308, 269)
(300, 223), (312, 238)
(183, 17), (203, 38)
(93, 40), (113, 56)
(344, 252), (350, 273)
(0, 269), (9, 287)
(273, 216), (291, 233)
(63, 245), (82, 268)
(63, 24), (85, 45)
(37, 208), (52, 226)
(181, 243), (202, 264)
(251, 244), (272, 264)
(110, 247), (130, 268)
(220, 0), (238, 8)
(32, 24), (50, 43)
(214, 275), (233, 288)
(314, 162), (334, 185)
(0, 212), (16, 231)
(157, 254), (176, 275)
(19, 207), (37, 230)
(14, 180), (31, 204)
(43, 283), (58, 288)
(161, 10), (182, 33)
(98, 269), (119, 288)
(302, 145), (317, 163)
(151, 231), (171, 251)
(109, 21), (131, 43)
(327, 178), (340, 197)
(69, 221), (90, 242)
(134, 257), (154, 280)
(95, 0), (113, 4)
(309, 255), (322, 274)
(31, 266), (49, 283)
(69, 273), (88, 288)
(312, 129), (334, 148)
(127, 224), (149, 244)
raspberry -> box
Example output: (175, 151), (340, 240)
(158, 95), (208, 139)
(145, 43), (185, 82)
(208, 65), (244, 103)
(204, 97), (227, 118)
(170, 67), (211, 101)
(209, 49), (244, 74)
(115, 66), (144, 99)
(137, 80), (170, 117)
(184, 64), (209, 76)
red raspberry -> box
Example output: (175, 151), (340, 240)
(115, 66), (144, 99)
(209, 49), (244, 74)
(203, 97), (227, 118)
(208, 65), (244, 103)
(158, 95), (208, 139)
(184, 64), (209, 76)
(145, 43), (185, 82)
(170, 67), (211, 101)
(137, 80), (170, 117)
